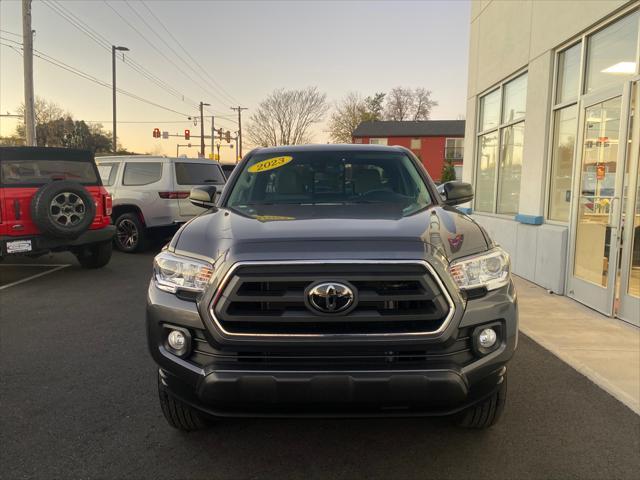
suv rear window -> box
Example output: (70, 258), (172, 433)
(175, 162), (225, 185)
(123, 162), (162, 186)
(97, 162), (119, 186)
(0, 160), (99, 186)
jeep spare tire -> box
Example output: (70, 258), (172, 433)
(30, 180), (96, 239)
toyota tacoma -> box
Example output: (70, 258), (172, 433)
(147, 145), (518, 430)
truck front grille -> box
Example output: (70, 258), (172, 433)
(210, 262), (454, 337)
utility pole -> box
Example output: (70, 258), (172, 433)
(231, 106), (247, 159)
(199, 102), (210, 157)
(22, 0), (36, 146)
(112, 45), (129, 153)
(211, 115), (216, 155)
(235, 131), (239, 163)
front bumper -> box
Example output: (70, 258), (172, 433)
(0, 225), (115, 256)
(148, 278), (518, 417)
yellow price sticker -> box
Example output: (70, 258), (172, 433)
(253, 215), (296, 222)
(248, 156), (293, 173)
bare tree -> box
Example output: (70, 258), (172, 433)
(328, 92), (368, 144)
(329, 92), (387, 143)
(412, 87), (438, 121)
(384, 87), (438, 121)
(247, 87), (328, 146)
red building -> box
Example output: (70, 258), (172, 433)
(351, 120), (465, 182)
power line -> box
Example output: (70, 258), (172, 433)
(41, 1), (200, 110)
(138, 0), (240, 106)
(0, 29), (22, 38)
(0, 40), (193, 117)
(121, 0), (240, 112)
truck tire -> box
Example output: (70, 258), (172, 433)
(158, 377), (208, 432)
(75, 241), (112, 269)
(455, 375), (507, 429)
(114, 212), (147, 253)
(30, 181), (96, 239)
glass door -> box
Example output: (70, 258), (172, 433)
(567, 86), (629, 315)
(617, 80), (640, 325)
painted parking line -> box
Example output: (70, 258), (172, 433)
(0, 264), (71, 290)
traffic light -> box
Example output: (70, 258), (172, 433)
(217, 128), (223, 139)
(184, 129), (190, 140)
(225, 130), (231, 143)
(153, 128), (160, 138)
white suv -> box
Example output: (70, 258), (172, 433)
(95, 156), (225, 252)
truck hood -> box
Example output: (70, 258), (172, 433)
(172, 203), (490, 264)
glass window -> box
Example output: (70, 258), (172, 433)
(475, 132), (499, 212)
(445, 138), (464, 160)
(479, 89), (500, 131)
(585, 10), (639, 93)
(410, 138), (421, 149)
(497, 123), (525, 214)
(548, 106), (578, 221)
(0, 160), (98, 186)
(226, 150), (432, 217)
(123, 162), (162, 186)
(502, 74), (528, 123)
(556, 43), (582, 104)
(175, 162), (225, 185)
(369, 138), (388, 145)
(97, 162), (119, 186)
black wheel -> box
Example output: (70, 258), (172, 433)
(30, 181), (96, 239)
(158, 376), (208, 432)
(75, 241), (112, 269)
(114, 213), (147, 253)
(455, 375), (507, 429)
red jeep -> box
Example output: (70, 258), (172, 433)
(0, 147), (115, 268)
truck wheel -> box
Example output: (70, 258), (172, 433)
(114, 213), (147, 253)
(455, 375), (507, 429)
(31, 181), (96, 239)
(158, 378), (208, 432)
(75, 241), (113, 269)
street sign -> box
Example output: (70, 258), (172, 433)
(162, 131), (169, 139)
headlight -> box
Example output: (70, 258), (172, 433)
(449, 248), (510, 291)
(153, 251), (213, 294)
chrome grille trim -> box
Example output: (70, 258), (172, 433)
(208, 260), (456, 338)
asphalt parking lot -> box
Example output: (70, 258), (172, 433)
(1, 249), (639, 480)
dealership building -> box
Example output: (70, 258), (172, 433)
(461, 1), (639, 326)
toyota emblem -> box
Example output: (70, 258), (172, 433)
(306, 282), (356, 315)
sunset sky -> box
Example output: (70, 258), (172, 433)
(0, 0), (470, 161)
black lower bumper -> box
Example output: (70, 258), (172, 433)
(0, 226), (115, 256)
(157, 346), (508, 418)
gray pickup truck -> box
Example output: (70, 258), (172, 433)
(146, 144), (518, 430)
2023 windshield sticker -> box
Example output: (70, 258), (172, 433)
(247, 156), (294, 173)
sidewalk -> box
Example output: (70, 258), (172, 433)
(514, 276), (640, 414)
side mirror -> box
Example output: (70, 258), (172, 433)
(438, 181), (474, 206)
(189, 185), (221, 209)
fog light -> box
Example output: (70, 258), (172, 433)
(167, 330), (186, 350)
(478, 328), (497, 348)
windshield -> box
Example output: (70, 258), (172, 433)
(226, 150), (432, 216)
